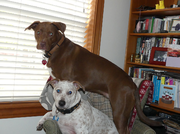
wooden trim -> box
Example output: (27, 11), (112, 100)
(93, 0), (104, 55)
(0, 101), (47, 119)
(84, 0), (104, 55)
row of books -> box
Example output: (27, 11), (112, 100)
(135, 36), (180, 63)
(134, 15), (180, 33)
(129, 67), (180, 109)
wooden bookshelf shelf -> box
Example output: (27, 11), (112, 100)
(149, 103), (180, 114)
(132, 7), (180, 16)
(127, 62), (180, 71)
(130, 33), (180, 37)
(125, 0), (180, 117)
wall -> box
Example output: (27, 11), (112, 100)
(100, 0), (131, 69)
(0, 0), (131, 134)
(0, 116), (44, 134)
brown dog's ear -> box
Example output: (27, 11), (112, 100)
(73, 81), (85, 91)
(48, 79), (60, 88)
(52, 22), (66, 34)
(24, 21), (40, 31)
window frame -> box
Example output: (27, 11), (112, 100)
(0, 0), (104, 119)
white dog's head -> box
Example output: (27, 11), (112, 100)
(48, 79), (84, 110)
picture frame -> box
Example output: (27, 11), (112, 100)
(149, 47), (168, 66)
(169, 19), (180, 33)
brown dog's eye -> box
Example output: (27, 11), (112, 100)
(49, 33), (53, 36)
(37, 31), (40, 35)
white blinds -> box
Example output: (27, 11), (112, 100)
(0, 0), (91, 101)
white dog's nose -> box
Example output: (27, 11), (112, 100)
(59, 100), (66, 107)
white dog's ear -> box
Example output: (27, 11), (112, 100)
(48, 79), (59, 88)
(73, 81), (85, 91)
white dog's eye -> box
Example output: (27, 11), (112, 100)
(67, 91), (72, 95)
(56, 89), (61, 93)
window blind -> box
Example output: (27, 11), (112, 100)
(0, 0), (92, 102)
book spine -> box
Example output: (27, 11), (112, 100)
(159, 38), (163, 47)
(161, 76), (165, 84)
(160, 20), (165, 32)
(145, 19), (149, 30)
(138, 68), (142, 78)
(151, 17), (155, 33)
(153, 19), (157, 33)
(152, 75), (157, 103)
(135, 38), (141, 55)
(172, 38), (178, 44)
(157, 19), (162, 33)
(155, 76), (161, 104)
(148, 19), (152, 33)
(165, 37), (170, 48)
(162, 38), (166, 47)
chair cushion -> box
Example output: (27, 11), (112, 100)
(86, 92), (113, 120)
(86, 78), (154, 132)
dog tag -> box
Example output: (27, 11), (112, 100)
(53, 115), (59, 121)
(42, 59), (47, 65)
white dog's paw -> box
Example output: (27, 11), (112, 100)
(36, 124), (43, 131)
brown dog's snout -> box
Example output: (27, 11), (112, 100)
(39, 41), (46, 49)
(59, 100), (66, 107)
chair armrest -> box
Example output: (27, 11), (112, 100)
(43, 119), (62, 134)
(131, 119), (156, 134)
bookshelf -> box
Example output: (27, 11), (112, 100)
(124, 0), (180, 115)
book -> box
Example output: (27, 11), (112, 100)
(159, 84), (176, 109)
(144, 71), (154, 81)
(135, 38), (141, 55)
(145, 19), (149, 30)
(140, 37), (146, 55)
(172, 38), (178, 44)
(150, 17), (155, 33)
(165, 37), (170, 48)
(148, 18), (152, 33)
(133, 68), (139, 78)
(159, 38), (163, 47)
(154, 75), (161, 104)
(138, 68), (154, 78)
(162, 38), (166, 47)
(150, 37), (156, 47)
(161, 76), (165, 84)
(152, 74), (157, 103)
(160, 20), (165, 32)
(129, 66), (136, 77)
(174, 80), (180, 108)
(176, 81), (180, 108)
(157, 19), (162, 33)
(153, 18), (162, 33)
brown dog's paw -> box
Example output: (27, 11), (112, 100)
(36, 124), (43, 131)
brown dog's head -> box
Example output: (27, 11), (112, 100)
(25, 21), (66, 51)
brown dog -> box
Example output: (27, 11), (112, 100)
(25, 21), (162, 134)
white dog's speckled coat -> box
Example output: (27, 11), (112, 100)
(37, 80), (118, 134)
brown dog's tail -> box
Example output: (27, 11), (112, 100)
(135, 81), (162, 127)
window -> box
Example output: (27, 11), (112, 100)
(0, 0), (104, 118)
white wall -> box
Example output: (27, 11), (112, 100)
(100, 0), (131, 69)
(0, 116), (44, 134)
(0, 1), (131, 134)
